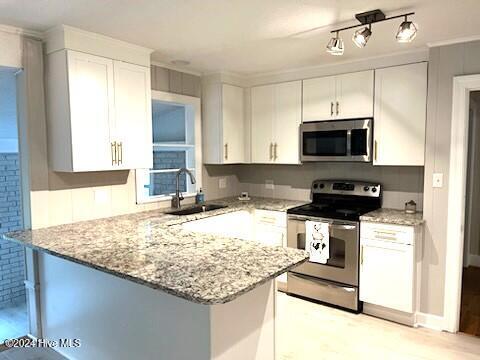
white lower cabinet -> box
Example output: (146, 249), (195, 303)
(253, 210), (287, 289)
(360, 222), (420, 314)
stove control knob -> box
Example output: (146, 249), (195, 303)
(363, 186), (370, 192)
(319, 183), (325, 189)
(371, 187), (377, 193)
(313, 183), (318, 189)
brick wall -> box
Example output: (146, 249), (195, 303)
(151, 151), (186, 196)
(0, 153), (25, 309)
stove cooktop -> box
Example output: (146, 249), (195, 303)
(287, 203), (379, 221)
(287, 180), (382, 221)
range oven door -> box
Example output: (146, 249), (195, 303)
(287, 215), (359, 286)
(300, 119), (372, 162)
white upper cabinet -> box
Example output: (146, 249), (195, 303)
(274, 81), (302, 163)
(44, 26), (153, 172)
(251, 81), (302, 164)
(65, 51), (115, 172)
(222, 84), (245, 163)
(203, 83), (246, 164)
(251, 85), (275, 163)
(373, 62), (428, 166)
(303, 76), (336, 121)
(112, 61), (152, 170)
(46, 50), (153, 172)
(336, 71), (374, 119)
(302, 70), (374, 122)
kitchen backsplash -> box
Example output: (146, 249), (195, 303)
(205, 163), (424, 210)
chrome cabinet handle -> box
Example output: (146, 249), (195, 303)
(360, 245), (364, 266)
(111, 141), (117, 165)
(374, 140), (378, 161)
(330, 102), (334, 117)
(336, 101), (339, 116)
(224, 143), (228, 160)
(269, 143), (273, 160)
(274, 143), (278, 160)
(117, 142), (123, 165)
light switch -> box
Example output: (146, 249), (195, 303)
(219, 178), (227, 189)
(265, 180), (274, 190)
(433, 173), (443, 188)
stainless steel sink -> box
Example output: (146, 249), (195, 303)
(166, 204), (227, 216)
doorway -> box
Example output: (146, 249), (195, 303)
(459, 91), (480, 337)
(0, 67), (27, 344)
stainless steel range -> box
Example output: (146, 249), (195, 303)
(286, 180), (382, 312)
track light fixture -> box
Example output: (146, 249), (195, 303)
(326, 10), (417, 55)
(326, 31), (344, 55)
(396, 15), (418, 43)
(352, 24), (372, 48)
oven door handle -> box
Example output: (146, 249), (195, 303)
(329, 224), (357, 231)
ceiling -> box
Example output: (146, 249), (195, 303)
(1, 0), (480, 76)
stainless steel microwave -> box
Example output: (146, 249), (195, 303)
(300, 119), (373, 162)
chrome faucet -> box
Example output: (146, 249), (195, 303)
(171, 168), (196, 208)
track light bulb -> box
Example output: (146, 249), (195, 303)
(396, 17), (417, 42)
(352, 25), (372, 48)
(326, 32), (344, 55)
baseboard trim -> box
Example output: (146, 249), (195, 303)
(363, 303), (415, 326)
(415, 312), (446, 331)
(468, 254), (480, 267)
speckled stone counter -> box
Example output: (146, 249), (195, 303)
(360, 208), (424, 226)
(2, 197), (308, 305)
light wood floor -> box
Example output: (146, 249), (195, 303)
(276, 292), (480, 360)
(460, 266), (480, 337)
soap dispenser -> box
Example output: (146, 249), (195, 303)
(196, 188), (205, 204)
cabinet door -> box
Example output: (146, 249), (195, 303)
(222, 84), (245, 164)
(360, 240), (414, 313)
(273, 81), (302, 164)
(251, 85), (275, 163)
(67, 51), (115, 171)
(336, 70), (374, 119)
(374, 63), (427, 166)
(113, 61), (153, 169)
(302, 76), (336, 122)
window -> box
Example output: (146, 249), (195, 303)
(136, 91), (201, 203)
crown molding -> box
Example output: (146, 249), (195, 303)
(150, 60), (202, 76)
(44, 24), (153, 54)
(0, 23), (43, 39)
(427, 35), (480, 48)
(244, 47), (429, 81)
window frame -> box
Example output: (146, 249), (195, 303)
(135, 90), (202, 204)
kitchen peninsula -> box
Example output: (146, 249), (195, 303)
(2, 197), (308, 360)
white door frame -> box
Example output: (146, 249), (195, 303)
(444, 74), (480, 333)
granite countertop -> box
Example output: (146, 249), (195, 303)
(2, 197), (308, 305)
(360, 208), (425, 226)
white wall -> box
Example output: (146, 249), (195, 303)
(422, 40), (480, 316)
(0, 70), (18, 152)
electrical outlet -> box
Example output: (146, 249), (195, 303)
(265, 180), (274, 190)
(219, 177), (227, 189)
(433, 173), (443, 188)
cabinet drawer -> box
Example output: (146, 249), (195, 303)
(254, 209), (286, 227)
(361, 222), (414, 245)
